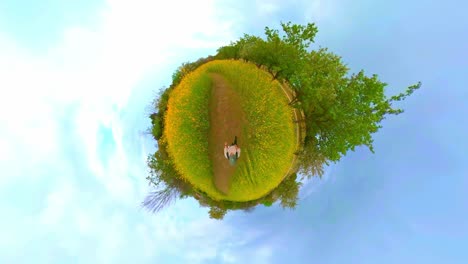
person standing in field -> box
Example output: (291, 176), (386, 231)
(224, 136), (241, 166)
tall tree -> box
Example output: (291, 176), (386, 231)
(142, 187), (179, 213)
(274, 173), (302, 209)
(265, 21), (318, 56)
(288, 47), (421, 170)
(145, 21), (422, 216)
(143, 138), (194, 212)
(209, 206), (228, 220)
(216, 22), (318, 82)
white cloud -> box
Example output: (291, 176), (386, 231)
(253, 0), (336, 23)
(299, 165), (334, 200)
(0, 0), (265, 263)
(0, 0), (336, 262)
(301, 0), (338, 24)
(254, 245), (274, 264)
(40, 180), (76, 227)
(255, 0), (281, 16)
(0, 0), (238, 192)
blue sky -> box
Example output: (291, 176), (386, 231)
(0, 0), (467, 263)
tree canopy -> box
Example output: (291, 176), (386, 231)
(216, 21), (421, 176)
(144, 21), (421, 218)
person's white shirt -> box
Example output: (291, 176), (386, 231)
(224, 145), (241, 159)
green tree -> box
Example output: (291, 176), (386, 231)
(216, 34), (261, 61)
(216, 22), (318, 82)
(262, 22), (317, 80)
(275, 173), (302, 209)
(273, 21), (318, 54)
(209, 206), (228, 220)
(288, 47), (421, 173)
(216, 44), (240, 60)
(143, 138), (194, 212)
(150, 113), (163, 140)
(142, 187), (179, 213)
(302, 68), (421, 162)
(296, 139), (327, 178)
(144, 21), (422, 216)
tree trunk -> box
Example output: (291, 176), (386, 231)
(271, 70), (283, 81)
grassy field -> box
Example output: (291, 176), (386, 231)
(164, 60), (296, 201)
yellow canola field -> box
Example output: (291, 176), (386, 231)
(164, 60), (296, 201)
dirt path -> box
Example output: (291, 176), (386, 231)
(207, 73), (304, 194)
(208, 73), (245, 194)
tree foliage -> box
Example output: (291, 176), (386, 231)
(209, 206), (228, 220)
(143, 21), (421, 217)
(297, 52), (422, 162)
(142, 138), (194, 212)
(275, 173), (302, 209)
(216, 22), (421, 176)
(142, 187), (179, 213)
(149, 56), (216, 142)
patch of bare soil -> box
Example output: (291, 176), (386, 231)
(208, 73), (244, 194)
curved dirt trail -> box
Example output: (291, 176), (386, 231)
(208, 73), (244, 194)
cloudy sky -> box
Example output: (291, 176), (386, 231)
(0, 0), (467, 263)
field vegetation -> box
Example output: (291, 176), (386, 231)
(164, 60), (295, 201)
(144, 22), (421, 219)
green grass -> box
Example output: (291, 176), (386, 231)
(164, 60), (296, 202)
